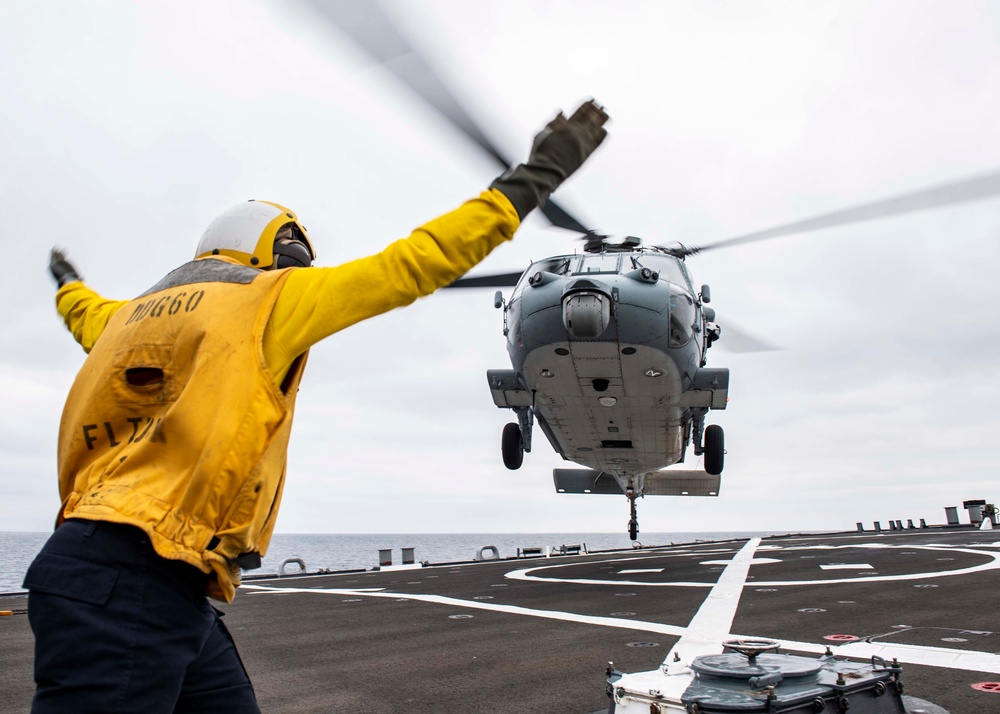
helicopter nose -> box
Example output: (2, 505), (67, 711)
(563, 291), (612, 338)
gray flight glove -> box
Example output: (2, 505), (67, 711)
(49, 248), (82, 288)
(491, 99), (609, 220)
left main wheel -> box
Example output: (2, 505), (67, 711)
(502, 422), (524, 470)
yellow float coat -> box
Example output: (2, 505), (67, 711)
(54, 190), (519, 601)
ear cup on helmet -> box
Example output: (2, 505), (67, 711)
(273, 240), (313, 269)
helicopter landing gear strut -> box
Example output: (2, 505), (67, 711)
(693, 411), (725, 477)
(627, 490), (639, 541)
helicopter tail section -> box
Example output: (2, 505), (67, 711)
(555, 468), (720, 541)
(553, 468), (720, 497)
(553, 469), (623, 495)
(642, 470), (720, 497)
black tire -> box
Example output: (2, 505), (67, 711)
(502, 422), (524, 470)
(628, 519), (638, 541)
(704, 424), (724, 475)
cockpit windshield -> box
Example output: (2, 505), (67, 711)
(575, 255), (621, 274)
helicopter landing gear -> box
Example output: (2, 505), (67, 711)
(501, 422), (524, 470)
(627, 490), (639, 541)
(502, 408), (534, 470)
(704, 424), (725, 476)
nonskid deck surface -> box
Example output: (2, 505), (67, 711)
(1, 528), (997, 712)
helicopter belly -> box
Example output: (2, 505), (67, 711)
(521, 340), (686, 477)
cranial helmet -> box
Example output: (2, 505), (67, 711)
(195, 200), (315, 269)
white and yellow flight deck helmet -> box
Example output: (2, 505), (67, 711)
(195, 200), (315, 269)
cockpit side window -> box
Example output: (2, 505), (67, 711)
(668, 285), (696, 348)
(634, 256), (690, 288)
(536, 257), (574, 275)
(514, 257), (576, 295)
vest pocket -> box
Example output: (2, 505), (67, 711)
(23, 553), (119, 605)
(112, 343), (179, 406)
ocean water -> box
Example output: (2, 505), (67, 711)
(0, 529), (783, 594)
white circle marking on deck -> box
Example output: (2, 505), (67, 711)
(503, 544), (1000, 588)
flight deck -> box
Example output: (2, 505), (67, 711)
(1, 527), (997, 712)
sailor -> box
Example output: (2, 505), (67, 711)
(24, 100), (608, 713)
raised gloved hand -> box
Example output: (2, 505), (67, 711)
(491, 99), (609, 220)
(49, 248), (82, 288)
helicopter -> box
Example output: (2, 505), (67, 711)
(309, 1), (1000, 540)
(469, 239), (727, 542)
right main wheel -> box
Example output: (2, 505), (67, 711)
(501, 422), (524, 470)
(704, 424), (725, 476)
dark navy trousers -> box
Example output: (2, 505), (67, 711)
(23, 519), (260, 713)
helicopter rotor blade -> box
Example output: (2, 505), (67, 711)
(305, 0), (594, 235)
(444, 271), (524, 289)
(714, 321), (783, 353)
(306, 0), (508, 169)
(540, 199), (593, 235)
(682, 170), (1000, 256)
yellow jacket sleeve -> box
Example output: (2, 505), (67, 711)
(55, 282), (129, 353)
(264, 189), (520, 379)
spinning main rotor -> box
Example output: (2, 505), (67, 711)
(307, 1), (1000, 285)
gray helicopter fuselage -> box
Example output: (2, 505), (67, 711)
(495, 248), (728, 484)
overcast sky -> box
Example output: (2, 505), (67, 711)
(2, 1), (999, 536)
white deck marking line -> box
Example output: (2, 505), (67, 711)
(240, 584), (688, 637)
(244, 586), (388, 595)
(730, 635), (1000, 675)
(239, 580), (1000, 674)
(751, 547), (1000, 586)
(663, 538), (761, 666)
(699, 557), (781, 566)
(618, 568), (664, 574)
(610, 539), (762, 704)
(820, 563), (874, 570)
